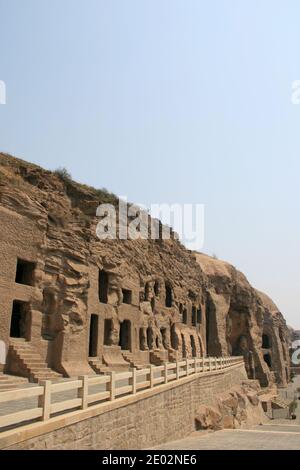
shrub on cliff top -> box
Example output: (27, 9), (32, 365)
(54, 167), (72, 182)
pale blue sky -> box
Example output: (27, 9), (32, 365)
(0, 1), (299, 327)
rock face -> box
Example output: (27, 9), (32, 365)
(0, 153), (290, 386)
(195, 253), (290, 387)
(195, 380), (266, 430)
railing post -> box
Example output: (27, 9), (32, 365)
(150, 364), (154, 388)
(131, 368), (137, 395)
(78, 375), (88, 409)
(186, 358), (189, 376)
(38, 380), (51, 421)
(176, 360), (180, 380)
(109, 371), (115, 400)
(164, 363), (168, 384)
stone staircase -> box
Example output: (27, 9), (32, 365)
(89, 358), (111, 375)
(272, 396), (290, 409)
(0, 373), (28, 392)
(168, 349), (178, 363)
(122, 351), (145, 370)
(8, 338), (62, 383)
(150, 350), (165, 366)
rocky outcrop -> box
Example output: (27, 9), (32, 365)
(194, 254), (290, 387)
(195, 380), (266, 430)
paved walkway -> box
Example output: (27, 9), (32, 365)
(153, 424), (300, 450)
(1, 372), (300, 448)
(154, 377), (300, 450)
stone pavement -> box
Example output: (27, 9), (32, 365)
(153, 376), (300, 450)
(153, 425), (300, 450)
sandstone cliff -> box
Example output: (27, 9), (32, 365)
(195, 253), (290, 386)
(0, 153), (290, 387)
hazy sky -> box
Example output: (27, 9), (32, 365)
(0, 1), (299, 327)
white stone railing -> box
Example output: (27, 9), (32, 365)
(0, 356), (244, 431)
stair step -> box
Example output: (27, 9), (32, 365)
(9, 342), (62, 382)
(0, 373), (29, 391)
(23, 360), (47, 365)
(0, 378), (23, 384)
(89, 359), (110, 375)
(15, 349), (36, 354)
(16, 353), (40, 358)
(0, 374), (28, 381)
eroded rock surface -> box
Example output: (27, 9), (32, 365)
(0, 153), (290, 387)
(195, 380), (266, 430)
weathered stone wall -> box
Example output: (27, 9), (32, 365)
(0, 153), (291, 387)
(195, 253), (290, 387)
(3, 364), (261, 450)
(0, 153), (207, 379)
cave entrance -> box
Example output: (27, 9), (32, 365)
(98, 270), (108, 304)
(183, 309), (188, 325)
(190, 335), (197, 357)
(89, 314), (99, 357)
(264, 353), (272, 369)
(139, 328), (144, 350)
(205, 301), (210, 353)
(181, 334), (186, 358)
(147, 327), (153, 350)
(192, 307), (197, 327)
(197, 307), (202, 324)
(122, 289), (132, 304)
(119, 320), (131, 351)
(15, 259), (36, 286)
(10, 301), (31, 340)
(262, 334), (271, 349)
(104, 319), (113, 346)
(165, 283), (172, 307)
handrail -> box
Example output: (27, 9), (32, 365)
(0, 356), (244, 431)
